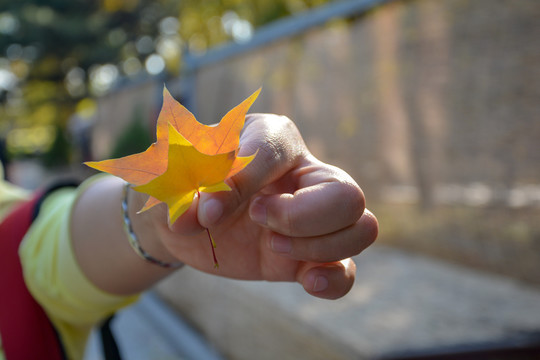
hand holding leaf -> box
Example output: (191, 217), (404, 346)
(86, 86), (260, 267)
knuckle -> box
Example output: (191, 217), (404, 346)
(304, 243), (328, 262)
(303, 237), (341, 263)
(341, 182), (365, 222)
(256, 137), (283, 174)
(363, 211), (379, 245)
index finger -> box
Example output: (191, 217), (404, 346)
(249, 164), (365, 237)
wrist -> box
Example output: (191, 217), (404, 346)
(126, 184), (184, 268)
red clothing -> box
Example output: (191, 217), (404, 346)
(0, 192), (66, 359)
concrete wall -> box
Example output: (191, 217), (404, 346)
(192, 0), (540, 205)
(189, 0), (540, 283)
(91, 0), (540, 282)
(92, 80), (159, 160)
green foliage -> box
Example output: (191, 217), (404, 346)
(109, 107), (153, 159)
(42, 124), (70, 168)
(177, 0), (336, 49)
(0, 0), (334, 163)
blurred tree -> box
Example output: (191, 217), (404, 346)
(109, 105), (153, 159)
(177, 0), (335, 51)
(42, 124), (70, 168)
(0, 0), (181, 160)
(0, 0), (334, 162)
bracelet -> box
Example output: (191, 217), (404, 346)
(122, 183), (183, 269)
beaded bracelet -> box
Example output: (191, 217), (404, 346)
(122, 183), (183, 269)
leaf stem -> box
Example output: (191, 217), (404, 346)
(198, 190), (219, 269)
(206, 228), (219, 269)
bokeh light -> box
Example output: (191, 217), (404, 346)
(145, 54), (165, 75)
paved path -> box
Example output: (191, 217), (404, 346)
(157, 245), (540, 359)
(84, 293), (223, 360)
(85, 245), (540, 359)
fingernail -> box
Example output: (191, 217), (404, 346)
(304, 272), (329, 292)
(250, 197), (267, 225)
(271, 235), (292, 254)
(313, 276), (329, 292)
(202, 198), (223, 225)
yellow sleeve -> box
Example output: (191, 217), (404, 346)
(19, 177), (139, 360)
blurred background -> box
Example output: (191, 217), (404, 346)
(1, 0), (540, 359)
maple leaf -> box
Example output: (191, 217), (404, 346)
(85, 85), (260, 210)
(84, 137), (166, 186)
(164, 86), (261, 155)
(135, 123), (247, 223)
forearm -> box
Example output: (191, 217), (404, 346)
(71, 176), (182, 296)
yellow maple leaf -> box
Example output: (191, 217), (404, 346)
(134, 123), (249, 224)
(85, 86), (260, 211)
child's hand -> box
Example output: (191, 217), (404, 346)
(153, 114), (378, 299)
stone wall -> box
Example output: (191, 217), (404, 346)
(91, 0), (540, 283)
(193, 0), (540, 205)
(189, 0), (540, 284)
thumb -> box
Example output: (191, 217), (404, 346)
(196, 144), (283, 228)
(197, 193), (226, 228)
(197, 116), (306, 228)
